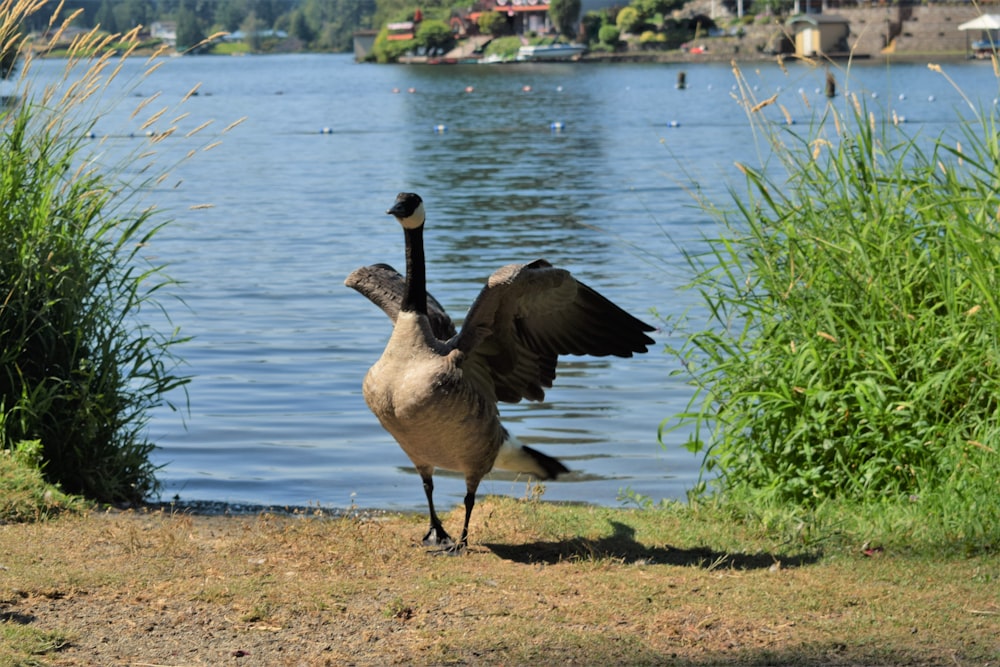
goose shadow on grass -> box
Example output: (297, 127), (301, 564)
(483, 521), (821, 569)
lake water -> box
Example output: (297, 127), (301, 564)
(18, 53), (1000, 512)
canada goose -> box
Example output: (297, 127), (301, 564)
(346, 192), (655, 554)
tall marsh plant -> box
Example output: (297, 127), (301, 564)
(1, 2), (232, 502)
(668, 64), (1000, 543)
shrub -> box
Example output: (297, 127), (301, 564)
(668, 67), (1000, 523)
(0, 4), (206, 503)
(616, 7), (644, 35)
(598, 24), (620, 47)
(415, 19), (454, 55)
(478, 11), (508, 38)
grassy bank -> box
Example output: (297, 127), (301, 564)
(663, 61), (1000, 555)
(0, 495), (997, 665)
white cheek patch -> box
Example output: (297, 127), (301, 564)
(399, 201), (426, 230)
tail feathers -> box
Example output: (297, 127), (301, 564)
(494, 436), (569, 480)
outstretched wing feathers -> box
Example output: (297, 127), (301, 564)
(455, 261), (655, 403)
(346, 259), (655, 405)
(345, 263), (457, 340)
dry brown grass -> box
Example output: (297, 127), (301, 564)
(0, 497), (997, 666)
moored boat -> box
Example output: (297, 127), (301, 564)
(515, 43), (586, 61)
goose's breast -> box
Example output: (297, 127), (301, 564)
(363, 357), (500, 474)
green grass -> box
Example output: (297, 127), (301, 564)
(663, 63), (1000, 553)
(0, 440), (88, 522)
(0, 622), (71, 667)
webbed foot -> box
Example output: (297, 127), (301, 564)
(422, 525), (454, 547)
(428, 541), (467, 557)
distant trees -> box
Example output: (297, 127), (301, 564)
(548, 0), (581, 38)
(415, 19), (454, 54)
(478, 11), (508, 38)
(175, 2), (206, 51)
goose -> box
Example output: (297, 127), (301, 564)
(346, 192), (655, 554)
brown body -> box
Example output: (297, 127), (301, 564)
(363, 312), (504, 483)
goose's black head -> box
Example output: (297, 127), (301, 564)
(387, 192), (426, 230)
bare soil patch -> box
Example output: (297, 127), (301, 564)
(0, 499), (997, 665)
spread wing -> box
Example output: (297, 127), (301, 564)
(344, 263), (457, 340)
(451, 259), (655, 403)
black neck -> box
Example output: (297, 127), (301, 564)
(401, 225), (427, 314)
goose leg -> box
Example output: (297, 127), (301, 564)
(435, 482), (478, 556)
(419, 468), (453, 547)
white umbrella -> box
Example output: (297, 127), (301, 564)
(958, 14), (1000, 31)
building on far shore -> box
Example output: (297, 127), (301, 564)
(786, 14), (850, 57)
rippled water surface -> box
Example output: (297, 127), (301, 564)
(22, 54), (999, 510)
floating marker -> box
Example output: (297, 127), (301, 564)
(392, 87), (400, 94)
(871, 91), (878, 98)
(433, 124), (448, 133)
(407, 87), (416, 94)
(928, 94), (935, 102)
(464, 86), (474, 93)
(85, 131), (96, 139)
(667, 120), (681, 128)
(898, 93), (906, 100)
(550, 121), (565, 132)
(556, 85), (563, 92)
(522, 85), (532, 92)
(320, 127), (333, 134)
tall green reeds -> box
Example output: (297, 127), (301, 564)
(1, 1), (231, 503)
(667, 63), (1000, 547)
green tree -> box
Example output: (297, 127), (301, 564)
(241, 10), (264, 50)
(597, 24), (619, 46)
(478, 11), (507, 38)
(615, 6), (643, 33)
(415, 18), (453, 55)
(176, 2), (206, 51)
(116, 0), (151, 33)
(289, 9), (315, 43)
(632, 0), (685, 21)
(95, 0), (118, 33)
(548, 0), (581, 38)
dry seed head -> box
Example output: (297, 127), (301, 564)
(141, 107), (168, 130)
(132, 92), (161, 119)
(144, 60), (165, 77)
(751, 93), (778, 113)
(223, 117), (248, 133)
(810, 139), (831, 161)
(183, 83), (202, 102)
(186, 120), (214, 137)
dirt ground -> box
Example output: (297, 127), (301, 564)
(1, 500), (997, 666)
